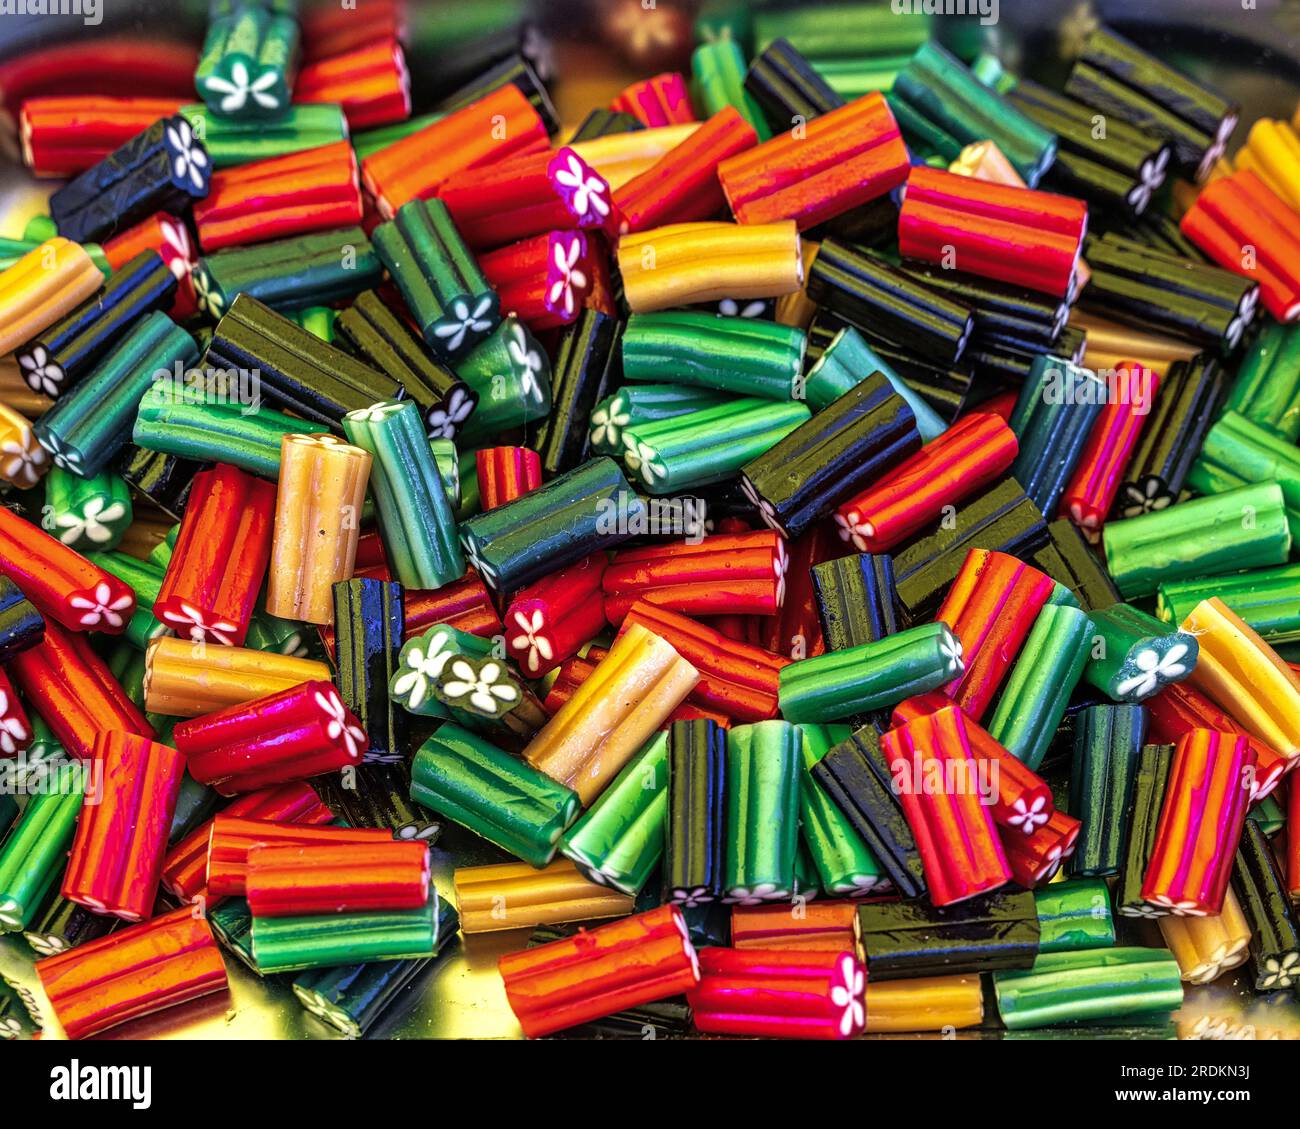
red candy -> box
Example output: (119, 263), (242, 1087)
(244, 841), (430, 917)
(476, 446), (543, 512)
(479, 230), (593, 331)
(295, 38), (412, 130)
(506, 554), (608, 677)
(610, 72), (696, 127)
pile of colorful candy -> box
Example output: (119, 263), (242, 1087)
(3, 0), (1300, 1042)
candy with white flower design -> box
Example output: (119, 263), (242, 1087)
(560, 731), (667, 897)
(434, 656), (522, 720)
(589, 384), (726, 460)
(1234, 821), (1300, 992)
(0, 503), (136, 636)
(43, 469), (132, 553)
(335, 291), (478, 441)
(23, 892), (120, 959)
(314, 763), (444, 844)
(690, 947), (865, 1039)
(1084, 603), (1197, 704)
(155, 463), (275, 647)
(664, 719), (727, 907)
(505, 555), (607, 679)
(174, 679), (366, 795)
(195, 2), (299, 119)
(372, 198), (500, 359)
(0, 403), (47, 489)
(453, 315), (553, 445)
(742, 372), (921, 541)
(480, 229), (591, 332)
(0, 237), (103, 360)
(411, 723), (579, 868)
(454, 858), (633, 934)
(721, 720), (800, 905)
(193, 226), (381, 320)
(16, 250), (176, 400)
(35, 311), (197, 481)
(1159, 886), (1251, 984)
(49, 117), (211, 245)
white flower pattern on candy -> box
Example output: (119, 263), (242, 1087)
(718, 298), (768, 318)
(192, 268), (223, 319)
(439, 659), (520, 716)
(1, 437), (45, 487)
(830, 956), (866, 1036)
(589, 397), (631, 449)
(832, 509), (867, 548)
(510, 609), (554, 674)
(23, 933), (66, 958)
(1006, 794), (1050, 834)
(462, 539), (498, 588)
(203, 61), (281, 115)
(673, 909), (701, 981)
(70, 582), (133, 629)
(507, 323), (546, 402)
(38, 432), (81, 473)
(391, 631), (457, 711)
(434, 296), (495, 354)
(553, 153), (611, 221)
(18, 345), (61, 396)
(1126, 146), (1169, 216)
(1224, 287), (1259, 351)
(0, 1016), (20, 1040)
(162, 601), (237, 644)
(939, 632), (964, 676)
(547, 236), (586, 319)
(54, 497), (128, 547)
(427, 387), (474, 439)
(346, 402), (401, 426)
(165, 119), (209, 190)
(1119, 477), (1172, 518)
(1261, 952), (1299, 989)
(1115, 643), (1191, 701)
(672, 886), (714, 908)
(316, 690), (365, 758)
(773, 538), (788, 606)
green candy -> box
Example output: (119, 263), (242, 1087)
(779, 621), (962, 724)
(34, 311), (197, 479)
(1156, 564), (1300, 642)
(42, 468), (132, 551)
(295, 306), (335, 343)
(1083, 603), (1198, 703)
(993, 948), (1183, 1030)
(1188, 410), (1300, 541)
(1249, 792), (1285, 836)
(195, 2), (300, 119)
(372, 198), (499, 359)
(208, 897), (260, 972)
(987, 604), (1094, 771)
(252, 890), (456, 975)
(819, 57), (911, 99)
(429, 438), (461, 511)
(390, 624), (495, 719)
(692, 40), (770, 139)
(343, 400), (465, 590)
(752, 3), (930, 59)
(410, 723), (580, 867)
(1034, 880), (1117, 953)
(1069, 703), (1145, 877)
(560, 731), (668, 896)
(181, 102), (348, 168)
(798, 723), (888, 895)
(891, 42), (1057, 186)
(1221, 321), (1300, 441)
(589, 384), (728, 462)
(133, 384), (306, 480)
(724, 720), (802, 904)
(453, 316), (553, 444)
(623, 312), (807, 401)
(0, 775), (84, 932)
(454, 448), (482, 521)
(192, 227), (381, 319)
(1102, 481), (1291, 598)
(623, 397), (810, 494)
(803, 325), (947, 440)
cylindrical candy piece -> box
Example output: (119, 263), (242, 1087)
(411, 724), (580, 867)
(689, 947), (865, 1039)
(665, 719), (727, 906)
(1069, 703), (1146, 877)
(453, 858), (632, 934)
(498, 904), (699, 1038)
(265, 433), (372, 625)
(60, 731), (184, 921)
(1084, 602), (1198, 704)
(523, 623), (699, 806)
(244, 841), (430, 917)
(36, 906), (227, 1040)
(723, 720), (801, 904)
(173, 680), (366, 795)
(0, 776), (84, 932)
(142, 636), (330, 718)
(1142, 728), (1255, 916)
